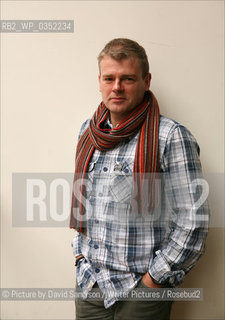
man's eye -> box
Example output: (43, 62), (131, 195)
(125, 77), (135, 82)
(104, 78), (113, 82)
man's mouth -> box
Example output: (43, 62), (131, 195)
(110, 97), (126, 102)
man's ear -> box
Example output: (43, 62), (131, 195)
(144, 73), (151, 90)
(98, 74), (101, 92)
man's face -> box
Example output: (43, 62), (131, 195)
(98, 56), (151, 126)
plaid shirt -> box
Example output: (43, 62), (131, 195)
(71, 115), (209, 308)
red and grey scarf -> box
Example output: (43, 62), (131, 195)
(70, 90), (160, 233)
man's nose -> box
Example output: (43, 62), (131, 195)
(112, 79), (123, 92)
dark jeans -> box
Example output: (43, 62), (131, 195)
(75, 281), (173, 320)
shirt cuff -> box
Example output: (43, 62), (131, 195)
(71, 232), (82, 258)
(149, 250), (185, 287)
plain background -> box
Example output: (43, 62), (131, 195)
(1, 1), (224, 319)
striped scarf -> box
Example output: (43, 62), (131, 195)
(70, 90), (160, 233)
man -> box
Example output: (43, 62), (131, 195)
(70, 38), (209, 320)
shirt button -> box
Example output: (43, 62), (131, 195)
(124, 168), (129, 174)
(94, 244), (99, 249)
(103, 167), (108, 172)
(89, 196), (95, 203)
(95, 219), (99, 224)
(95, 268), (100, 273)
(98, 193), (103, 197)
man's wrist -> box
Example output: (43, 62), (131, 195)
(141, 272), (162, 288)
(148, 272), (161, 285)
(75, 254), (84, 266)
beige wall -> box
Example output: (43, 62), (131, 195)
(1, 1), (224, 319)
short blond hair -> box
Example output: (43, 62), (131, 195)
(97, 38), (149, 78)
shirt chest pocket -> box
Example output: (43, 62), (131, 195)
(86, 159), (134, 204)
(108, 160), (134, 204)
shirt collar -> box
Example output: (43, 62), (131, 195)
(105, 117), (113, 129)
